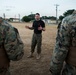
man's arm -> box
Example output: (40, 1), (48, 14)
(50, 19), (71, 75)
(25, 26), (34, 30)
(42, 21), (46, 31)
(25, 21), (34, 30)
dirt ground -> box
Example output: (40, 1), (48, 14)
(9, 22), (57, 75)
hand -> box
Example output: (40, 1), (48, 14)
(38, 26), (43, 30)
(42, 28), (46, 31)
(25, 26), (29, 29)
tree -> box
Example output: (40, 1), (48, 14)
(9, 18), (13, 22)
(63, 9), (75, 17)
(59, 9), (75, 21)
(41, 16), (56, 20)
(22, 16), (31, 22)
(41, 16), (47, 19)
(28, 14), (35, 20)
(50, 16), (56, 20)
(59, 15), (64, 21)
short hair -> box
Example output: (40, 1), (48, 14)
(35, 13), (40, 16)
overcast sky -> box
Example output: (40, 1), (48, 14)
(0, 0), (76, 18)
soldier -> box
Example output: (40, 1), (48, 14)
(25, 13), (45, 59)
(0, 17), (24, 75)
(50, 10), (76, 75)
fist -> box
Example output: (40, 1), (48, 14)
(38, 26), (42, 30)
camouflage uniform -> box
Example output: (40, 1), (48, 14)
(0, 20), (24, 75)
(50, 10), (76, 75)
(29, 20), (45, 55)
(31, 33), (42, 54)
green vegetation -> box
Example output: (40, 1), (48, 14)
(59, 9), (75, 21)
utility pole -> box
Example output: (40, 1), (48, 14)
(54, 4), (59, 24)
(18, 14), (20, 22)
(31, 12), (33, 15)
(3, 13), (6, 19)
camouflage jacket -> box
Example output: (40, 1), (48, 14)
(50, 12), (76, 74)
(0, 21), (24, 61)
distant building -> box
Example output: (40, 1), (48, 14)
(13, 18), (20, 22)
(9, 18), (21, 22)
(42, 19), (56, 24)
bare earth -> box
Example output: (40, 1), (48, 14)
(9, 22), (57, 75)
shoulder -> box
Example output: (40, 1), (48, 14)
(62, 15), (71, 24)
(40, 20), (45, 25)
(61, 14), (76, 31)
(1, 21), (12, 29)
(61, 15), (73, 29)
(2, 21), (11, 26)
(62, 14), (76, 26)
(1, 21), (14, 32)
(60, 14), (76, 33)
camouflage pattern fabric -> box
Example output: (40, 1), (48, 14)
(31, 33), (42, 54)
(62, 63), (76, 75)
(50, 10), (76, 75)
(0, 20), (24, 61)
(0, 20), (24, 74)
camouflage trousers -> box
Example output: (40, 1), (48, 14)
(31, 33), (42, 54)
(0, 68), (10, 75)
(62, 63), (76, 75)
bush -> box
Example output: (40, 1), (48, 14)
(63, 9), (75, 17)
(59, 15), (64, 21)
(22, 16), (31, 22)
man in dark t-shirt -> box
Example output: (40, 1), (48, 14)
(25, 13), (45, 59)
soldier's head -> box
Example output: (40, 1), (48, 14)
(35, 13), (40, 21)
(0, 17), (3, 23)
